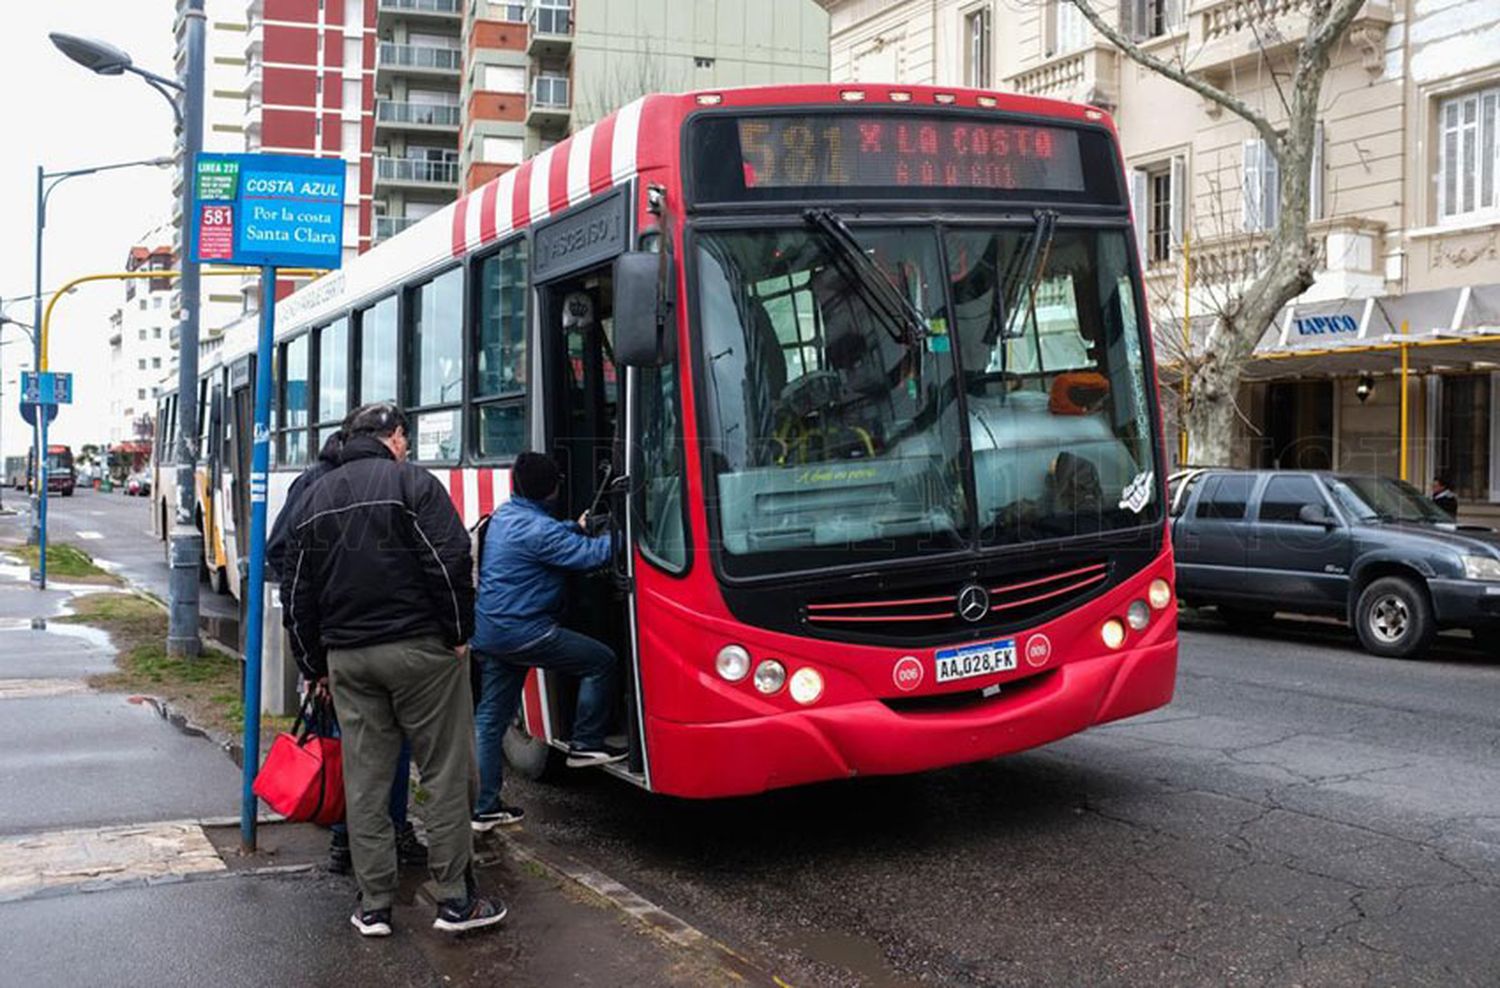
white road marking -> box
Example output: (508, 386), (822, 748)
(74, 531), (103, 541)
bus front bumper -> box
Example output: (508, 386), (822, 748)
(646, 636), (1177, 799)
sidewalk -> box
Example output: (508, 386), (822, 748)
(0, 531), (767, 987)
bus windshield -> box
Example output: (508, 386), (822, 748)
(696, 222), (1158, 577)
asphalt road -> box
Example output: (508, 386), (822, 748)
(503, 623), (1500, 985)
(19, 491), (1500, 985)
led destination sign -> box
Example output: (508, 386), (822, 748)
(689, 112), (1120, 205)
(738, 115), (1085, 192)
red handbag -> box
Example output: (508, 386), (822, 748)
(252, 693), (345, 826)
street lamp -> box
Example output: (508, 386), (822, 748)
(23, 157), (173, 586)
(49, 5), (206, 657)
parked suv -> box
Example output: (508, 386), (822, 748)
(1170, 469), (1500, 658)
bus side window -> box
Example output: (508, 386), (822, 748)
(473, 239), (528, 461)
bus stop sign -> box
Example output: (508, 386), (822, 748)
(191, 153), (346, 269)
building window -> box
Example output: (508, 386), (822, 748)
(152, 357), (162, 369)
(496, 2), (525, 23)
(1050, 0), (1088, 56)
(153, 327), (162, 339)
(965, 7), (992, 88)
(533, 0), (570, 35)
(1122, 0), (1184, 40)
(138, 329), (147, 341)
(472, 240), (528, 460)
(694, 56), (715, 69)
(405, 267), (464, 462)
(482, 64), (525, 93)
(316, 316), (349, 449)
(137, 388), (147, 400)
(534, 71), (569, 108)
(358, 294), (398, 405)
(1438, 87), (1499, 223)
(1439, 374), (1490, 501)
(279, 334), (310, 466)
(1130, 156), (1185, 266)
(138, 358), (147, 370)
(481, 135), (525, 165)
(1242, 137), (1280, 233)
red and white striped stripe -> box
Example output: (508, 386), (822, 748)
(450, 96), (647, 259)
(428, 467), (512, 528)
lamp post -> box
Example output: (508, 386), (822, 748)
(52, 3), (206, 655)
(25, 157), (173, 586)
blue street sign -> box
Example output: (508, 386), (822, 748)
(19, 371), (69, 425)
(18, 401), (57, 426)
(191, 153), (346, 270)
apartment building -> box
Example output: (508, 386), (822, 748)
(820, 0), (1500, 519)
(452, 0), (830, 204)
(106, 244), (178, 447)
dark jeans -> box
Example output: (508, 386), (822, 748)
(330, 738), (411, 840)
(474, 627), (617, 815)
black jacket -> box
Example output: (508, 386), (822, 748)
(265, 436), (342, 585)
(280, 435), (475, 676)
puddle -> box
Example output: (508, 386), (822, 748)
(781, 929), (921, 988)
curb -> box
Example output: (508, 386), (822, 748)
(481, 828), (796, 987)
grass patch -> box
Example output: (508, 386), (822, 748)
(63, 592), (253, 742)
(1, 541), (120, 584)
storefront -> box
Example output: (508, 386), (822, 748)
(1222, 284), (1500, 523)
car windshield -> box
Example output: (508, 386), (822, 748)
(1330, 476), (1452, 524)
(695, 221), (1159, 577)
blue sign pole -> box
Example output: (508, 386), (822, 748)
(36, 401), (48, 589)
(240, 265), (276, 852)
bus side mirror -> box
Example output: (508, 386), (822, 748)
(614, 251), (674, 367)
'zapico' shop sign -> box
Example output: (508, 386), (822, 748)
(191, 153), (346, 270)
(1293, 313), (1358, 337)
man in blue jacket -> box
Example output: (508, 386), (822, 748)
(470, 451), (623, 831)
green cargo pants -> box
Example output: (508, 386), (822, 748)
(329, 635), (476, 909)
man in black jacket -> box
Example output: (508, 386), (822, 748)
(282, 402), (504, 937)
(270, 428), (424, 877)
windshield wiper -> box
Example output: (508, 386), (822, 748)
(996, 209), (1059, 342)
(803, 208), (927, 348)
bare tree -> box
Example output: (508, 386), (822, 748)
(1071, 0), (1368, 464)
(575, 39), (682, 128)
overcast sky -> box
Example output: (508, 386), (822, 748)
(0, 2), (176, 457)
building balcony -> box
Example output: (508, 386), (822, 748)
(527, 4), (573, 60)
(374, 99), (461, 138)
(1004, 42), (1119, 110)
(526, 75), (571, 128)
(376, 0), (460, 30)
(1186, 0), (1393, 87)
(374, 215), (422, 241)
(374, 156), (460, 192)
(376, 42), (462, 86)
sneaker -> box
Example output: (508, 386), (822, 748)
(396, 822), (429, 865)
(328, 831), (352, 876)
(433, 894), (508, 934)
(471, 804), (526, 832)
(350, 905), (393, 937)
(565, 742), (628, 768)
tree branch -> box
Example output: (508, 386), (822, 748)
(1068, 0), (1281, 148)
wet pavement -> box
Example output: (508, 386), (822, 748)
(498, 617), (1500, 987)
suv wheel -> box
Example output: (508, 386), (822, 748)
(1354, 576), (1434, 659)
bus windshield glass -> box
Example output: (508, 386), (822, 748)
(696, 222), (1159, 578)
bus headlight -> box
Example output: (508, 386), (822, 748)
(1148, 578), (1173, 609)
(1126, 600), (1151, 631)
(788, 668), (824, 705)
(1101, 618), (1126, 649)
(715, 644), (751, 682)
(753, 659), (786, 694)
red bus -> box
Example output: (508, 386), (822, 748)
(218, 84), (1177, 798)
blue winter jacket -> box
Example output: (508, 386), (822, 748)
(472, 495), (612, 654)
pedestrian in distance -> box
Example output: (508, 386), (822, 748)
(271, 426), (426, 877)
(1432, 474), (1459, 519)
(282, 402), (505, 938)
(470, 451), (624, 834)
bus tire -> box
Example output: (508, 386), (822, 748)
(503, 722), (562, 782)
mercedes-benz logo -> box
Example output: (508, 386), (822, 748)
(957, 583), (990, 623)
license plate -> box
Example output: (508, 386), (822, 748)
(934, 638), (1017, 684)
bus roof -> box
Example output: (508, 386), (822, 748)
(264, 83), (1117, 341)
